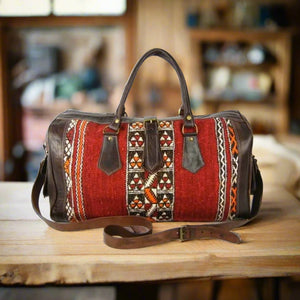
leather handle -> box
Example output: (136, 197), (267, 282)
(109, 48), (195, 132)
(32, 156), (263, 249)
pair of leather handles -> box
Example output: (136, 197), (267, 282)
(108, 48), (196, 133)
(99, 48), (202, 176)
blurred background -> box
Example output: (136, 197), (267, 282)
(1, 1), (300, 300)
(0, 0), (299, 182)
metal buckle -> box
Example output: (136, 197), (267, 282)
(181, 124), (198, 135)
(103, 125), (120, 135)
(143, 116), (157, 124)
(179, 226), (190, 242)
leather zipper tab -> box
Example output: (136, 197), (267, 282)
(143, 117), (163, 173)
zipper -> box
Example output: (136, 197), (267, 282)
(58, 109), (242, 123)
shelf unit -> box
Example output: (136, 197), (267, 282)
(189, 28), (292, 134)
(0, 1), (137, 181)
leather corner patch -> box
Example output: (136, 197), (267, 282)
(182, 135), (204, 173)
(98, 135), (122, 175)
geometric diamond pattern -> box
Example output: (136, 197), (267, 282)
(126, 119), (175, 221)
(129, 152), (143, 169)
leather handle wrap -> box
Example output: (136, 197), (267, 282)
(109, 48), (194, 132)
(32, 156), (263, 249)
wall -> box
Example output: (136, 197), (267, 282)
(134, 0), (196, 116)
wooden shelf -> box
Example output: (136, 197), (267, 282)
(189, 28), (292, 134)
(203, 61), (275, 69)
(203, 95), (276, 105)
(190, 28), (293, 42)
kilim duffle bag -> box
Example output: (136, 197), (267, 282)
(32, 48), (263, 249)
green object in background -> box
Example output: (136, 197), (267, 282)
(55, 74), (83, 100)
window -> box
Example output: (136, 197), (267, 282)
(0, 0), (51, 16)
(53, 0), (126, 16)
(0, 0), (127, 17)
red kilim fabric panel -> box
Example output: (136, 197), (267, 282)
(63, 117), (239, 222)
(65, 120), (128, 221)
(174, 118), (220, 221)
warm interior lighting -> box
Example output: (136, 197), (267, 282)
(53, 0), (127, 16)
(0, 0), (51, 16)
(0, 0), (127, 17)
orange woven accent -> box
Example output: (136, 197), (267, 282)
(228, 126), (238, 155)
(230, 187), (237, 213)
(144, 187), (157, 204)
(64, 158), (70, 175)
(75, 120), (88, 220)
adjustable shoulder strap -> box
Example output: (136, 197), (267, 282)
(31, 157), (153, 232)
(32, 156), (263, 249)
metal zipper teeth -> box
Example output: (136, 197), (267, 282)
(57, 109), (242, 123)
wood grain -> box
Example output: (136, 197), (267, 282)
(0, 182), (300, 285)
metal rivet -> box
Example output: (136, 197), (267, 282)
(115, 118), (120, 124)
(186, 115), (192, 121)
(189, 137), (194, 141)
(108, 136), (113, 141)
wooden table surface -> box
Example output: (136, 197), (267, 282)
(0, 182), (300, 285)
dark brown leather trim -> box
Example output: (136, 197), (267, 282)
(231, 114), (253, 218)
(182, 135), (204, 173)
(45, 148), (56, 205)
(58, 109), (243, 125)
(143, 119), (163, 173)
(47, 118), (68, 221)
(98, 134), (122, 175)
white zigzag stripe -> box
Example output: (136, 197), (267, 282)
(64, 119), (78, 222)
(215, 118), (227, 221)
(144, 172), (157, 188)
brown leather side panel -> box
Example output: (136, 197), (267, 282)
(47, 118), (68, 221)
(231, 113), (253, 218)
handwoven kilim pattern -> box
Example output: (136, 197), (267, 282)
(64, 119), (89, 221)
(214, 118), (227, 221)
(226, 119), (239, 219)
(62, 117), (240, 222)
(74, 120), (89, 221)
(126, 120), (175, 221)
(64, 119), (77, 221)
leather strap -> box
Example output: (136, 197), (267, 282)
(109, 48), (195, 132)
(31, 156), (263, 249)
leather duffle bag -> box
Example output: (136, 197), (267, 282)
(32, 48), (263, 249)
